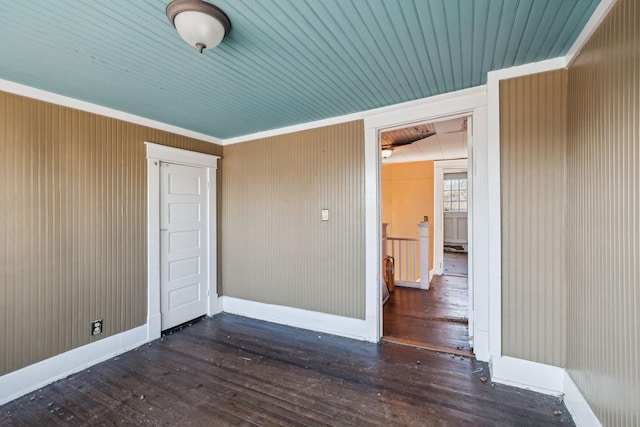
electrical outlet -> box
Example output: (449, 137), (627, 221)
(91, 319), (103, 336)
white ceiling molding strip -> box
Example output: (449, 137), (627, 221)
(565, 0), (618, 66)
(0, 78), (223, 146)
(223, 86), (486, 146)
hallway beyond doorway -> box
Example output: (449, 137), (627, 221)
(383, 252), (470, 355)
(443, 251), (468, 276)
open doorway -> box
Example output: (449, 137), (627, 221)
(381, 116), (472, 356)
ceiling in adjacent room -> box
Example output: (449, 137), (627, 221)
(381, 117), (468, 164)
(0, 0), (600, 139)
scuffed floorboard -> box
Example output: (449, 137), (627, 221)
(0, 314), (574, 426)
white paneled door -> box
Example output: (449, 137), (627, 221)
(444, 212), (468, 247)
(160, 162), (208, 330)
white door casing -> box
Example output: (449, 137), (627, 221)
(364, 86), (488, 360)
(466, 117), (474, 349)
(146, 142), (220, 341)
(442, 171), (469, 247)
(434, 161), (468, 274)
(160, 163), (208, 330)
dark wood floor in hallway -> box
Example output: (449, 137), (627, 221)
(384, 252), (471, 352)
(1, 314), (574, 426)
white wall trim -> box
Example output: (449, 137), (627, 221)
(145, 142), (221, 167)
(487, 57), (567, 83)
(221, 297), (376, 342)
(363, 86), (486, 130)
(223, 86), (487, 146)
(0, 78), (223, 145)
(490, 356), (564, 395)
(485, 57), (567, 360)
(223, 113), (364, 145)
(565, 0), (617, 66)
(563, 371), (603, 427)
(146, 155), (162, 341)
(0, 325), (148, 406)
(364, 117), (383, 343)
(490, 356), (601, 426)
(145, 142), (221, 340)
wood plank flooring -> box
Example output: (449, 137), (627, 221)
(384, 252), (471, 352)
(1, 314), (574, 426)
(442, 251), (468, 276)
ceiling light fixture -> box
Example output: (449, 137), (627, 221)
(166, 0), (231, 53)
(381, 149), (393, 159)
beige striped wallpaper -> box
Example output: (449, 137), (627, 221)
(566, 0), (639, 424)
(220, 121), (366, 319)
(0, 91), (222, 376)
(500, 69), (568, 367)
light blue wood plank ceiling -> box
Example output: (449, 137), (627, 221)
(0, 0), (599, 139)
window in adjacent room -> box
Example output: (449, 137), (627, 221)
(443, 176), (467, 212)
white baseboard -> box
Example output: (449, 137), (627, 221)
(563, 371), (602, 427)
(490, 356), (564, 394)
(429, 268), (436, 282)
(490, 356), (601, 426)
(0, 299), (373, 406)
(220, 296), (375, 342)
(0, 307), (602, 427)
(394, 281), (426, 289)
(393, 269), (436, 290)
(472, 330), (489, 362)
(147, 313), (162, 341)
(0, 324), (148, 406)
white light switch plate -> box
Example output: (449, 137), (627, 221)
(321, 209), (329, 221)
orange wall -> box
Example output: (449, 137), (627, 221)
(382, 161), (434, 271)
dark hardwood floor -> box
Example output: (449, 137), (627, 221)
(384, 252), (471, 352)
(1, 314), (574, 426)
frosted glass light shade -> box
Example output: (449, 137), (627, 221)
(174, 11), (226, 50)
(167, 0), (231, 53)
(381, 149), (393, 159)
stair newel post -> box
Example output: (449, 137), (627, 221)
(382, 223), (388, 260)
(418, 221), (431, 290)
